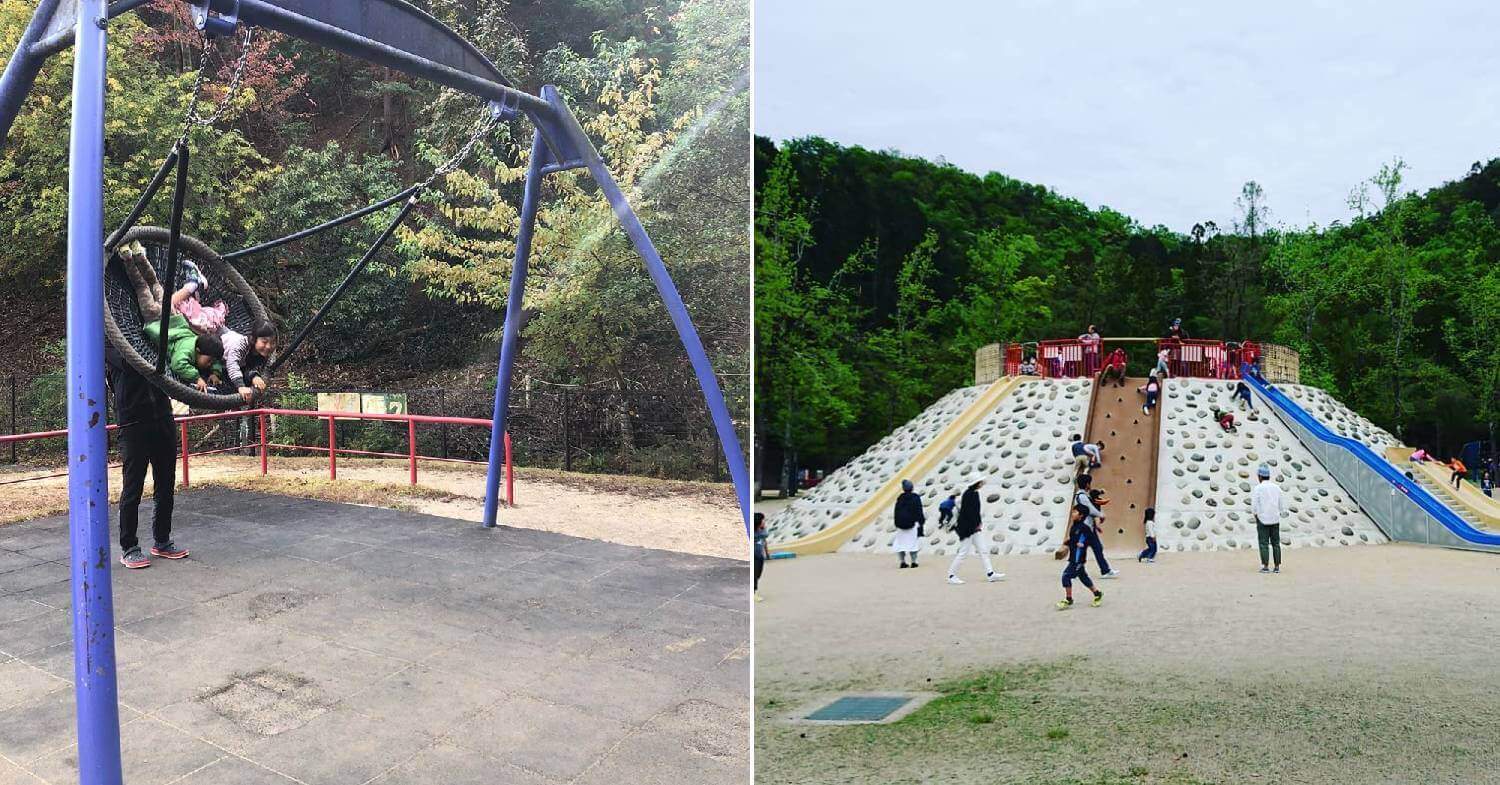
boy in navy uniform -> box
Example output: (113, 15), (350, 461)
(1058, 503), (1103, 609)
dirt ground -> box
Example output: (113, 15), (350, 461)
(755, 545), (1500, 784)
(0, 456), (744, 559)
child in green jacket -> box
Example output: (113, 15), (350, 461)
(143, 314), (225, 393)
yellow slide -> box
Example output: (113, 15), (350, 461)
(1387, 448), (1500, 528)
(776, 375), (1030, 556)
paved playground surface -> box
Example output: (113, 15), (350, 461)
(756, 546), (1500, 784)
(0, 489), (748, 784)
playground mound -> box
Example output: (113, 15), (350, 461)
(838, 379), (1089, 556)
(1282, 383), (1401, 454)
(764, 385), (986, 542)
(1155, 379), (1385, 552)
(767, 374), (1406, 557)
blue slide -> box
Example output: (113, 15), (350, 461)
(1242, 369), (1500, 551)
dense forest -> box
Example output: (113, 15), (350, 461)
(0, 1), (748, 479)
(755, 135), (1500, 489)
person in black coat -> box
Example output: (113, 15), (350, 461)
(106, 346), (188, 569)
(892, 479), (925, 568)
(946, 479), (1004, 584)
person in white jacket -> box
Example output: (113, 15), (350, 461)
(1249, 464), (1287, 573)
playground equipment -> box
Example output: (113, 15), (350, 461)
(1078, 376), (1160, 551)
(0, 3), (749, 782)
(1244, 370), (1500, 552)
(774, 375), (1025, 556)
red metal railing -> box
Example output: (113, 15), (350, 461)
(1008, 338), (1264, 381)
(0, 407), (515, 505)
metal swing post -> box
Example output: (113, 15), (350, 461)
(482, 127), (547, 528)
(66, 0), (125, 782)
(536, 88), (752, 538)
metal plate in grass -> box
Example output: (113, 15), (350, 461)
(793, 692), (937, 725)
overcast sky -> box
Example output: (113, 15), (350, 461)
(754, 0), (1500, 233)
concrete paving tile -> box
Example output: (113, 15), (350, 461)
(525, 660), (691, 724)
(510, 553), (618, 582)
(0, 563), (67, 596)
(28, 716), (222, 785)
(168, 756), (302, 785)
(0, 659), (70, 711)
(0, 611), (72, 658)
(0, 550), (46, 575)
(369, 741), (554, 785)
(342, 664), (494, 736)
(585, 625), (740, 678)
(0, 594), (56, 625)
(453, 696), (632, 781)
(241, 707), (436, 785)
(575, 729), (745, 785)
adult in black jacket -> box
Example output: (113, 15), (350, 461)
(892, 479), (925, 568)
(946, 480), (1004, 584)
(106, 347), (188, 569)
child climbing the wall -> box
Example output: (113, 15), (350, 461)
(937, 493), (958, 529)
(1234, 380), (1254, 409)
(1211, 406), (1237, 433)
(1137, 507), (1158, 563)
(1058, 502), (1103, 609)
(1139, 373), (1161, 416)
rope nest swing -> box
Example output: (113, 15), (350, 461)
(103, 226), (270, 410)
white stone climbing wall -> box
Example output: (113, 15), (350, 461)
(764, 385), (987, 544)
(1280, 384), (1402, 455)
(1154, 379), (1387, 552)
(839, 379), (1092, 557)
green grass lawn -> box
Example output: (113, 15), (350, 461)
(756, 657), (1500, 784)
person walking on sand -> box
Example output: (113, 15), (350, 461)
(754, 513), (768, 602)
(1250, 464), (1287, 573)
(1137, 507), (1159, 563)
(893, 479), (926, 569)
(1074, 474), (1121, 578)
(1057, 502), (1104, 610)
(948, 480), (1004, 585)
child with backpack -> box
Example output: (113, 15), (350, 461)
(1137, 507), (1158, 563)
(1058, 503), (1104, 609)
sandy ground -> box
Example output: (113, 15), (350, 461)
(754, 496), (795, 519)
(0, 456), (744, 559)
(755, 545), (1500, 784)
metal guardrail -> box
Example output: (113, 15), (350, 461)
(0, 407), (515, 504)
(1243, 368), (1500, 552)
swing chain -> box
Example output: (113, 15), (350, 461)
(415, 110), (501, 192)
(177, 26), (255, 144)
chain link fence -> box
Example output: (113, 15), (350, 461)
(1, 374), (732, 482)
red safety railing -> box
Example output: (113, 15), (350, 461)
(0, 407), (515, 505)
(1006, 337), (1264, 381)
(1003, 342), (1023, 377)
